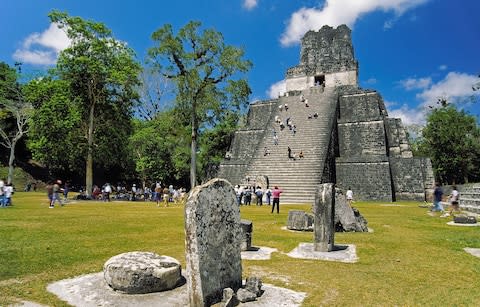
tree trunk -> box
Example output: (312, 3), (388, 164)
(7, 140), (17, 185)
(190, 121), (197, 190)
(86, 103), (95, 196)
(190, 102), (199, 190)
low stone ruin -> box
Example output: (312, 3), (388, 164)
(453, 215), (478, 224)
(286, 187), (368, 232)
(103, 251), (183, 294)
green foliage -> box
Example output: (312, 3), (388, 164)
(147, 21), (251, 187)
(417, 105), (480, 184)
(44, 11), (141, 189)
(129, 110), (190, 187)
(25, 77), (83, 175)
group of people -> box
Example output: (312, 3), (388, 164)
(432, 183), (460, 217)
(55, 180), (186, 207)
(234, 184), (283, 213)
(287, 146), (304, 160)
(0, 178), (14, 207)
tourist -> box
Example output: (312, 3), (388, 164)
(442, 185), (460, 217)
(155, 184), (162, 206)
(0, 178), (5, 207)
(103, 183), (112, 202)
(432, 182), (444, 212)
(4, 183), (13, 206)
(292, 125), (296, 135)
(265, 187), (272, 205)
(287, 146), (293, 159)
(284, 103), (289, 111)
(244, 186), (252, 205)
(238, 185), (245, 205)
(313, 112), (318, 118)
(279, 121), (285, 131)
(163, 186), (170, 207)
(346, 188), (353, 207)
(264, 146), (270, 156)
(273, 134), (279, 145)
(131, 184), (138, 201)
(300, 94), (305, 102)
(299, 151), (304, 158)
(307, 114), (312, 119)
(63, 182), (69, 201)
(275, 115), (281, 123)
(304, 99), (309, 107)
(278, 104), (283, 112)
(271, 186), (283, 213)
(50, 180), (63, 208)
(255, 186), (263, 206)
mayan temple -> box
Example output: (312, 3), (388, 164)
(218, 25), (434, 204)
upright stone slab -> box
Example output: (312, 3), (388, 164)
(185, 178), (242, 307)
(240, 219), (253, 251)
(334, 188), (368, 232)
(313, 183), (335, 252)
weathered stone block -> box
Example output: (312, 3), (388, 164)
(103, 252), (182, 294)
(185, 178), (242, 307)
(454, 215), (477, 224)
(334, 188), (368, 232)
(236, 288), (257, 303)
(287, 210), (314, 231)
(314, 183), (335, 252)
(240, 219), (253, 251)
(245, 276), (263, 297)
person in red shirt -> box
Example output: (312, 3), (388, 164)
(271, 186), (283, 214)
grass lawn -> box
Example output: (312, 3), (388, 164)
(1, 192), (480, 306)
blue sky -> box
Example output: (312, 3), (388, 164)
(1, 0), (479, 127)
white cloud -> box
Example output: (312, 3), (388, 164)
(243, 0), (258, 10)
(388, 103), (427, 125)
(417, 72), (479, 107)
(438, 64), (447, 71)
(399, 77), (432, 90)
(280, 0), (429, 46)
(267, 79), (286, 99)
(13, 23), (70, 65)
(365, 77), (378, 85)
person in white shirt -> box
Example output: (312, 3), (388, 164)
(346, 188), (353, 207)
(4, 183), (13, 206)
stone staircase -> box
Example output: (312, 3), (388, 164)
(238, 87), (338, 204)
(459, 185), (480, 213)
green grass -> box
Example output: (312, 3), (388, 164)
(1, 194), (480, 306)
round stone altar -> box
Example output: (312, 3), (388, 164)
(104, 251), (182, 294)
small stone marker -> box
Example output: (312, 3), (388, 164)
(103, 251), (182, 294)
(313, 183), (335, 252)
(454, 215), (477, 224)
(240, 219), (253, 251)
(185, 178), (242, 306)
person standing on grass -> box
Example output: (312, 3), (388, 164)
(0, 178), (5, 207)
(50, 180), (63, 208)
(4, 183), (13, 206)
(442, 185), (460, 217)
(346, 188), (353, 207)
(432, 182), (444, 212)
(271, 186), (283, 214)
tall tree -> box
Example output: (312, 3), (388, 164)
(147, 21), (251, 189)
(0, 62), (33, 184)
(49, 11), (141, 195)
(417, 105), (480, 184)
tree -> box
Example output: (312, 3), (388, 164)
(417, 105), (480, 184)
(0, 62), (33, 184)
(25, 77), (83, 177)
(147, 21), (251, 189)
(49, 11), (141, 195)
(129, 109), (191, 188)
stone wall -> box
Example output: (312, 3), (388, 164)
(390, 157), (428, 201)
(336, 157), (393, 201)
(338, 121), (387, 157)
(247, 101), (277, 129)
